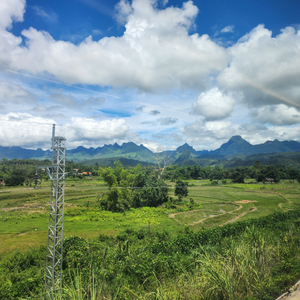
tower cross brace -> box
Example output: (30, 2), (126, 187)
(42, 124), (66, 298)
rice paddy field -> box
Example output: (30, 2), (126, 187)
(1, 177), (299, 258)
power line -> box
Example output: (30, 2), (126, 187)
(5, 69), (120, 99)
(0, 186), (170, 193)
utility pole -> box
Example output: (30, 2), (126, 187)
(34, 171), (38, 189)
(42, 124), (66, 298)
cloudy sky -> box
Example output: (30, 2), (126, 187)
(1, 0), (300, 151)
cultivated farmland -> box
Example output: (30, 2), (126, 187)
(1, 178), (300, 299)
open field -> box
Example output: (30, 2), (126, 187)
(1, 178), (300, 300)
(1, 178), (300, 257)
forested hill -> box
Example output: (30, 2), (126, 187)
(1, 136), (300, 164)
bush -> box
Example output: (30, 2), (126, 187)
(175, 180), (188, 198)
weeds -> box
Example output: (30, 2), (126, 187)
(2, 212), (300, 300)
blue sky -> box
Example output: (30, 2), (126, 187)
(1, 0), (300, 151)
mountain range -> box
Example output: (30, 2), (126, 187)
(1, 136), (300, 167)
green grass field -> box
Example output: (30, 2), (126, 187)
(1, 178), (299, 257)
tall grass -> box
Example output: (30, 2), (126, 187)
(2, 212), (300, 300)
(41, 223), (300, 300)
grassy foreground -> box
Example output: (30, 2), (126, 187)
(1, 178), (300, 299)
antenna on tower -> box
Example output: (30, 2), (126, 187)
(36, 124), (66, 298)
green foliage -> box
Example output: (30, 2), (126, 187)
(3, 160), (300, 299)
(0, 246), (45, 299)
(2, 210), (300, 299)
(0, 158), (101, 186)
(132, 176), (168, 208)
(98, 161), (168, 212)
(231, 167), (245, 183)
(163, 162), (300, 183)
(175, 180), (188, 198)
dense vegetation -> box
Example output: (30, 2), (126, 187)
(98, 162), (168, 212)
(162, 162), (300, 183)
(1, 158), (300, 299)
(1, 210), (300, 299)
(0, 159), (99, 187)
(1, 158), (300, 188)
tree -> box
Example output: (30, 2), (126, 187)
(4, 167), (28, 186)
(99, 167), (117, 187)
(209, 166), (223, 181)
(175, 180), (188, 198)
(99, 162), (168, 212)
(253, 161), (262, 182)
(231, 167), (245, 183)
(288, 168), (299, 183)
(265, 165), (280, 183)
(132, 175), (168, 207)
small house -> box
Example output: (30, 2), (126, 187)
(265, 178), (274, 183)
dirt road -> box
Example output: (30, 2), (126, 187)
(275, 280), (300, 300)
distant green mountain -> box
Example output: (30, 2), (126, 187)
(197, 135), (300, 156)
(174, 150), (192, 164)
(82, 157), (155, 167)
(212, 135), (254, 155)
(175, 143), (197, 155)
(0, 146), (51, 160)
(223, 152), (300, 169)
(66, 142), (154, 162)
(1, 136), (300, 167)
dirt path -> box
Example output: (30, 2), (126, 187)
(275, 280), (300, 300)
(190, 204), (242, 226)
(168, 189), (293, 227)
(277, 192), (291, 203)
(277, 193), (292, 210)
(245, 190), (291, 204)
(168, 200), (261, 227)
(168, 209), (204, 225)
(0, 204), (46, 213)
(220, 207), (257, 226)
(245, 190), (292, 211)
(169, 188), (293, 227)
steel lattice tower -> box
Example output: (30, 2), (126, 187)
(45, 124), (66, 297)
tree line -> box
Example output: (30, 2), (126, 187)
(1, 158), (300, 188)
(162, 161), (300, 183)
(0, 158), (99, 187)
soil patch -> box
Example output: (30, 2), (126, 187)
(191, 204), (242, 226)
(234, 200), (258, 204)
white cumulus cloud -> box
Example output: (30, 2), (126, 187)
(0, 0), (229, 92)
(252, 104), (300, 125)
(0, 0), (25, 30)
(221, 25), (234, 33)
(0, 113), (130, 148)
(0, 113), (55, 147)
(0, 81), (37, 104)
(192, 87), (235, 120)
(66, 117), (129, 143)
(218, 25), (300, 109)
